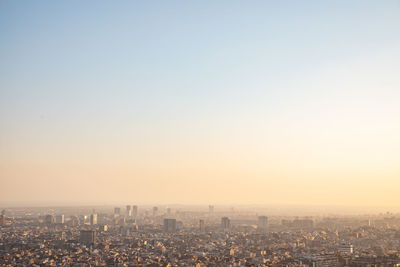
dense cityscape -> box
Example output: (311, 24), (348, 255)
(2, 205), (400, 266)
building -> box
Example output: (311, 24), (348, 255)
(99, 224), (108, 231)
(177, 220), (184, 230)
(126, 205), (132, 217)
(258, 216), (268, 231)
(70, 215), (80, 226)
(338, 242), (354, 254)
(350, 256), (400, 266)
(0, 214), (5, 226)
(55, 214), (64, 224)
(302, 254), (338, 267)
(163, 218), (177, 232)
(45, 214), (55, 224)
(167, 207), (171, 216)
(221, 217), (230, 230)
(153, 206), (158, 216)
(90, 213), (98, 225)
(199, 219), (205, 231)
(114, 207), (121, 215)
(132, 205), (138, 217)
(80, 230), (96, 246)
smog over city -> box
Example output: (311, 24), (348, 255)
(1, 1), (400, 266)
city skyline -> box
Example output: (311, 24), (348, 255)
(1, 1), (400, 207)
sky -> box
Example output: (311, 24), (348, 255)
(1, 1), (400, 207)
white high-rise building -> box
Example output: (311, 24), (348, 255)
(126, 205), (132, 217)
(90, 213), (97, 225)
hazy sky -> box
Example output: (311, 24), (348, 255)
(1, 1), (400, 207)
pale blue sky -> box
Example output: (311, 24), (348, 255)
(1, 1), (400, 205)
(1, 1), (399, 125)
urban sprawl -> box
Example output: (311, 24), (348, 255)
(1, 206), (400, 266)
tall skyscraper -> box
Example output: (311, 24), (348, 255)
(132, 205), (138, 217)
(163, 218), (177, 232)
(152, 206), (158, 217)
(126, 205), (132, 217)
(258, 216), (268, 231)
(167, 207), (171, 216)
(199, 219), (205, 231)
(114, 207), (121, 215)
(90, 213), (98, 225)
(80, 230), (96, 246)
(55, 214), (64, 224)
(221, 217), (230, 230)
(45, 214), (55, 225)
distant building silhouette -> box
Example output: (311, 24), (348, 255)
(114, 207), (121, 215)
(80, 230), (96, 246)
(45, 214), (55, 224)
(0, 214), (5, 226)
(199, 219), (205, 231)
(132, 205), (138, 217)
(221, 217), (230, 230)
(258, 216), (268, 231)
(55, 214), (64, 224)
(163, 218), (177, 232)
(153, 206), (158, 217)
